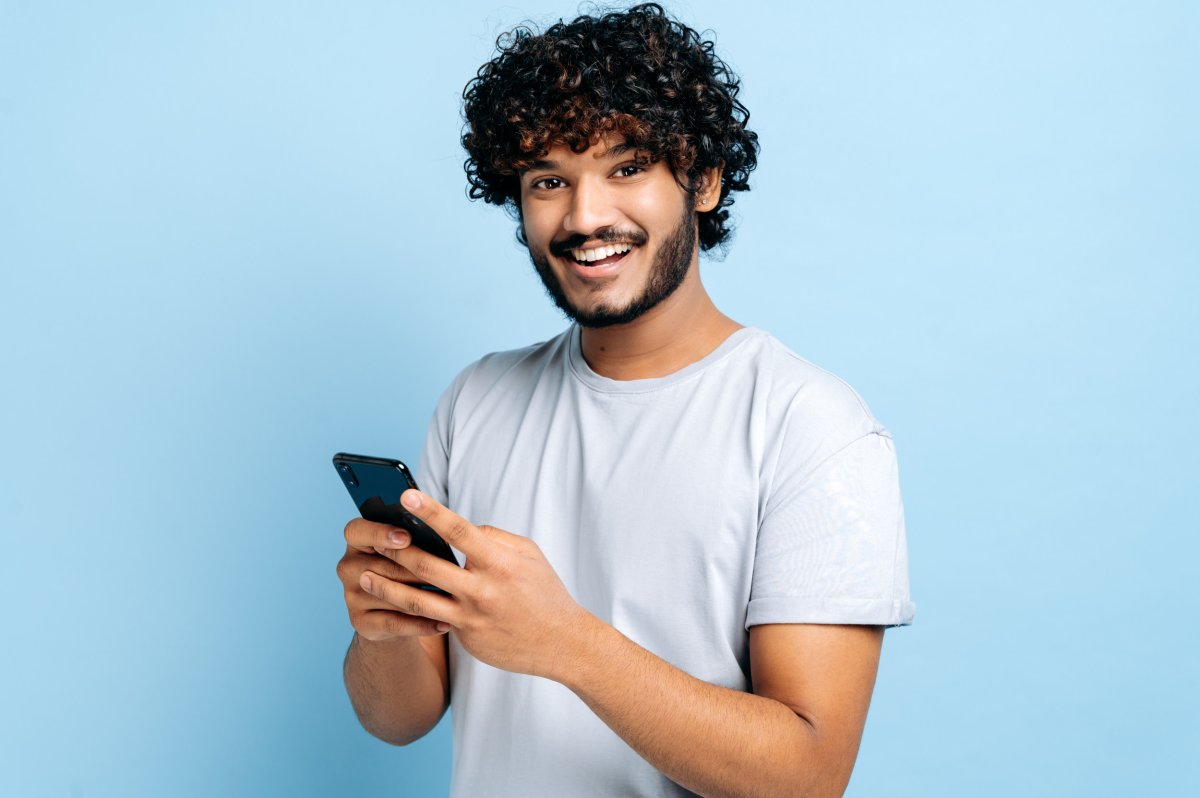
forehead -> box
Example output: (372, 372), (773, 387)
(523, 133), (643, 173)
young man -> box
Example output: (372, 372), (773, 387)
(336, 5), (915, 796)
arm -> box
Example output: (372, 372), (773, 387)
(364, 491), (885, 796)
(558, 620), (882, 798)
(342, 632), (449, 746)
(337, 518), (452, 745)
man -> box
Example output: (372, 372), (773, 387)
(336, 5), (915, 796)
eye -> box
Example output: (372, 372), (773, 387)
(530, 176), (564, 190)
(615, 164), (644, 178)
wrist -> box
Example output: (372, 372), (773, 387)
(542, 609), (618, 689)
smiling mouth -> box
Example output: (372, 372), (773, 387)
(568, 242), (635, 267)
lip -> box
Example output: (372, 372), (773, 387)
(563, 246), (635, 280)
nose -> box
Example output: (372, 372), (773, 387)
(562, 176), (619, 236)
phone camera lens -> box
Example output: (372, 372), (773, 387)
(339, 463), (359, 488)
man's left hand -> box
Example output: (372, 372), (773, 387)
(358, 489), (593, 679)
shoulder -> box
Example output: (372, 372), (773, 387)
(434, 327), (572, 417)
(733, 329), (889, 442)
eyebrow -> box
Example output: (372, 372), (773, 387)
(520, 142), (638, 175)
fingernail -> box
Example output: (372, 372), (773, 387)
(402, 490), (421, 510)
(389, 530), (409, 546)
(436, 622), (450, 633)
(360, 573), (372, 591)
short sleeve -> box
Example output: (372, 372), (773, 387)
(748, 431), (916, 628)
(415, 369), (471, 508)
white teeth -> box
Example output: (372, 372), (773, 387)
(571, 243), (633, 263)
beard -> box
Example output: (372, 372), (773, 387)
(527, 196), (697, 329)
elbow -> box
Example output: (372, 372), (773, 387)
(795, 776), (854, 798)
(773, 767), (851, 798)
(793, 747), (861, 798)
(366, 727), (426, 748)
(354, 704), (447, 747)
(772, 766), (852, 798)
(358, 716), (440, 748)
(781, 720), (859, 798)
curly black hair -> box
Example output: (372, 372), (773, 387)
(461, 3), (759, 252)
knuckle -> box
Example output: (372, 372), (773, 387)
(488, 560), (511, 582)
(461, 615), (484, 637)
(474, 584), (499, 614)
(445, 518), (470, 542)
(349, 600), (372, 624)
(386, 561), (415, 583)
(409, 555), (435, 582)
(488, 552), (515, 578)
(349, 609), (372, 636)
(382, 614), (409, 637)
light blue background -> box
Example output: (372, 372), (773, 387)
(2, 1), (1196, 795)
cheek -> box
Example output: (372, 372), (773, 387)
(519, 205), (557, 250)
(627, 188), (688, 233)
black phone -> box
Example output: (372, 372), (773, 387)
(333, 453), (460, 569)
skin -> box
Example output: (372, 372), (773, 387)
(338, 135), (885, 797)
(520, 134), (741, 378)
(525, 144), (699, 331)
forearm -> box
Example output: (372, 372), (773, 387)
(554, 617), (833, 798)
(343, 632), (448, 745)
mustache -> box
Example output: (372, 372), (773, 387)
(548, 229), (649, 258)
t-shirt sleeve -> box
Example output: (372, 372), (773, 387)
(415, 376), (461, 508)
(748, 430), (916, 628)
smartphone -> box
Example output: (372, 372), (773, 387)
(333, 452), (460, 570)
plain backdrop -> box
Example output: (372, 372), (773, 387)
(1, 1), (1196, 796)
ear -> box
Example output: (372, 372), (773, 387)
(695, 164), (724, 213)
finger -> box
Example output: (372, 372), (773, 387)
(344, 517), (413, 554)
(399, 490), (492, 566)
(390, 544), (472, 595)
(360, 569), (461, 627)
(474, 523), (525, 548)
(372, 544), (438, 578)
(357, 609), (448, 639)
(351, 588), (420, 616)
(359, 552), (424, 585)
(372, 545), (429, 576)
(338, 549), (429, 591)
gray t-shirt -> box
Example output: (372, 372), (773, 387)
(417, 324), (915, 798)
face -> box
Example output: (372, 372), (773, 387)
(519, 135), (710, 329)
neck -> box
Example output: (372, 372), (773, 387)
(579, 265), (742, 381)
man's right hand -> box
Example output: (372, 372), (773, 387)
(337, 517), (449, 640)
(338, 518), (451, 745)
